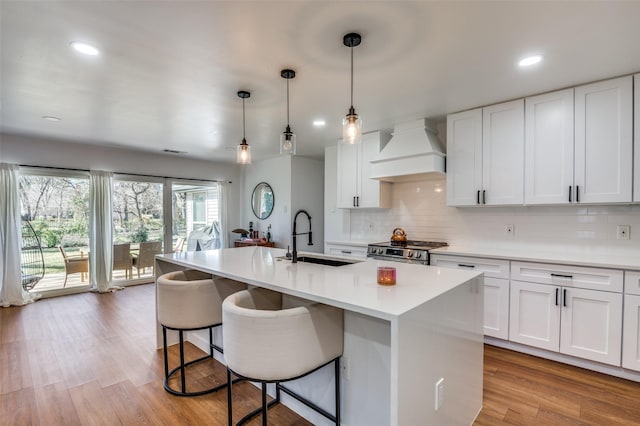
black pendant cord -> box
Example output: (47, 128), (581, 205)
(242, 97), (246, 141)
(286, 77), (290, 128)
(350, 44), (354, 109)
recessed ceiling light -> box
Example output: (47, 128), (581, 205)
(518, 55), (543, 67)
(42, 116), (61, 122)
(70, 41), (99, 56)
(313, 120), (326, 127)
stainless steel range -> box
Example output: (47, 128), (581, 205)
(367, 240), (448, 265)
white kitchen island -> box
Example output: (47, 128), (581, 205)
(155, 247), (484, 426)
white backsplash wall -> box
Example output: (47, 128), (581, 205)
(350, 177), (640, 256)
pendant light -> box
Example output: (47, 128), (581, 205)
(342, 32), (362, 144)
(236, 90), (251, 165)
(280, 69), (296, 155)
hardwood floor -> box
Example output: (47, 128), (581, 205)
(2, 283), (639, 425)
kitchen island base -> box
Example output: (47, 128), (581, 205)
(155, 249), (483, 425)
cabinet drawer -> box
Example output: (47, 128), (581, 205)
(511, 261), (623, 293)
(625, 271), (640, 295)
(431, 255), (509, 279)
(325, 244), (368, 259)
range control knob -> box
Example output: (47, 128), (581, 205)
(415, 252), (422, 259)
(407, 251), (414, 258)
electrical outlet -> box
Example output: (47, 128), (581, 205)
(342, 357), (350, 380)
(435, 378), (444, 410)
(505, 224), (515, 236)
(617, 225), (630, 240)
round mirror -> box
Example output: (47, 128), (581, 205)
(251, 182), (274, 220)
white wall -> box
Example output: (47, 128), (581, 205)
(241, 156), (292, 248)
(241, 155), (324, 252)
(1, 133), (243, 236)
(291, 156), (324, 253)
(349, 176), (640, 256)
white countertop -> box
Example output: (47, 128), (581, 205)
(156, 247), (481, 321)
(432, 245), (640, 270)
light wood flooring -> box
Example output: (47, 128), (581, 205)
(2, 283), (640, 425)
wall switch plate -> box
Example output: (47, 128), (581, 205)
(505, 224), (514, 236)
(435, 378), (444, 410)
(617, 225), (630, 240)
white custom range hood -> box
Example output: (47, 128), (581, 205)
(370, 118), (445, 182)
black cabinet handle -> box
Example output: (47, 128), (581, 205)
(482, 190), (486, 204)
(551, 273), (573, 279)
(341, 250), (352, 254)
(356, 196), (360, 207)
(563, 289), (567, 307)
(458, 263), (475, 269)
(576, 185), (580, 203)
(555, 288), (559, 306)
(353, 196), (356, 207)
(568, 186), (572, 203)
(477, 190), (480, 204)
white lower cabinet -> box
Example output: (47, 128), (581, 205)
(324, 242), (368, 259)
(510, 280), (622, 366)
(623, 294), (640, 372)
(431, 254), (509, 339)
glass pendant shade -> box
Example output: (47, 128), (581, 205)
(342, 107), (362, 144)
(280, 125), (296, 155)
(237, 139), (251, 164)
(236, 90), (251, 165)
(342, 33), (363, 145)
(280, 69), (296, 156)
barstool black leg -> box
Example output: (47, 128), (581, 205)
(227, 369), (233, 426)
(335, 358), (341, 425)
(261, 383), (268, 426)
(162, 326), (169, 379)
(209, 327), (213, 357)
(179, 330), (186, 393)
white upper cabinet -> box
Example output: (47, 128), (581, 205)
(447, 100), (524, 206)
(634, 74), (640, 202)
(574, 75), (633, 203)
(482, 99), (525, 205)
(446, 108), (483, 206)
(524, 89), (575, 204)
(336, 131), (391, 209)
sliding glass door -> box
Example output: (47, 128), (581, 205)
(171, 182), (219, 252)
(112, 176), (163, 284)
(19, 168), (90, 292)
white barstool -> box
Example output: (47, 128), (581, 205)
(157, 270), (246, 396)
(223, 287), (344, 425)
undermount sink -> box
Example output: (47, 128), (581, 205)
(276, 255), (360, 267)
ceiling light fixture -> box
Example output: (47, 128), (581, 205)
(518, 55), (543, 67)
(280, 69), (296, 155)
(236, 90), (252, 165)
(70, 41), (99, 56)
(342, 32), (362, 144)
(41, 116), (61, 122)
(313, 120), (326, 127)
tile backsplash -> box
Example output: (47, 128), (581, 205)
(350, 177), (640, 256)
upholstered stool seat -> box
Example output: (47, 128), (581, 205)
(223, 287), (344, 425)
(157, 270), (246, 396)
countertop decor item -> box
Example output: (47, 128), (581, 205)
(232, 228), (249, 238)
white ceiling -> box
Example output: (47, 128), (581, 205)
(2, 1), (640, 163)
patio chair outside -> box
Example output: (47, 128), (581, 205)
(113, 243), (133, 279)
(58, 245), (89, 288)
(132, 241), (162, 278)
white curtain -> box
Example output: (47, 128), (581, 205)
(0, 163), (41, 307)
(89, 170), (120, 293)
(217, 182), (229, 248)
